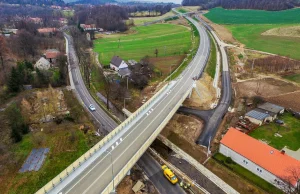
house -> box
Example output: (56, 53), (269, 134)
(80, 24), (97, 31)
(45, 49), (60, 63)
(35, 57), (50, 70)
(110, 56), (128, 71)
(220, 128), (300, 190)
(245, 109), (272, 126)
(38, 28), (57, 36)
(118, 68), (131, 78)
(258, 102), (284, 116)
(29, 17), (43, 24)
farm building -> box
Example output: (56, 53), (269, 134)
(220, 128), (300, 190)
(110, 56), (128, 71)
(245, 109), (273, 126)
(258, 102), (284, 115)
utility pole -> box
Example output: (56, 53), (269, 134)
(107, 151), (116, 193)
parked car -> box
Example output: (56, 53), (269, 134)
(89, 104), (96, 111)
(275, 119), (284, 125)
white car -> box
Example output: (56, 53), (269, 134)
(89, 104), (96, 111)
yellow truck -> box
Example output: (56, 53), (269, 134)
(161, 165), (178, 184)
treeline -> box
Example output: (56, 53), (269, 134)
(182, 0), (300, 11)
(247, 56), (300, 73)
(0, 0), (65, 6)
(126, 4), (172, 17)
(75, 5), (129, 31)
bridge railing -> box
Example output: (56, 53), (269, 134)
(36, 62), (173, 194)
(102, 87), (192, 194)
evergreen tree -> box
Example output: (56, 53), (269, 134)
(8, 67), (20, 93)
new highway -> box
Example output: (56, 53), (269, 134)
(43, 15), (210, 194)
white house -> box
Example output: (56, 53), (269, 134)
(110, 56), (128, 71)
(35, 57), (51, 70)
(220, 128), (300, 190)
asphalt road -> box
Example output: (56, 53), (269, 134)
(63, 34), (186, 194)
(50, 16), (210, 194)
(178, 15), (232, 148)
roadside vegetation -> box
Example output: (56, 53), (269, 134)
(205, 33), (217, 78)
(131, 11), (175, 25)
(212, 153), (282, 194)
(283, 73), (300, 83)
(94, 24), (191, 66)
(249, 113), (300, 150)
(177, 8), (188, 13)
(205, 8), (300, 60)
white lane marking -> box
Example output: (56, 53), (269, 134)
(81, 23), (210, 194)
(64, 18), (210, 194)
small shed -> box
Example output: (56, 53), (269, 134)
(245, 109), (271, 126)
(258, 102), (284, 115)
(118, 68), (131, 78)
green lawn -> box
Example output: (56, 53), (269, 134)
(283, 73), (300, 83)
(214, 153), (282, 194)
(177, 8), (188, 13)
(94, 24), (192, 66)
(249, 113), (300, 151)
(205, 7), (300, 24)
(132, 11), (175, 26)
(226, 24), (300, 59)
(204, 7), (300, 60)
(206, 33), (217, 78)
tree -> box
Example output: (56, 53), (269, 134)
(0, 36), (9, 70)
(8, 67), (20, 93)
(16, 30), (37, 59)
(154, 48), (158, 58)
(276, 166), (300, 194)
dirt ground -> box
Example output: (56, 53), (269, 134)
(149, 55), (185, 77)
(117, 166), (159, 194)
(200, 15), (237, 44)
(160, 114), (207, 163)
(183, 73), (216, 110)
(234, 77), (300, 98)
(267, 91), (300, 112)
(262, 25), (300, 38)
(167, 17), (191, 28)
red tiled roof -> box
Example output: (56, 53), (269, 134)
(221, 128), (300, 186)
(38, 28), (57, 34)
(45, 49), (60, 59)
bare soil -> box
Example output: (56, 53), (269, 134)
(266, 91), (300, 112)
(234, 77), (300, 98)
(160, 114), (207, 163)
(183, 73), (216, 110)
(200, 15), (237, 44)
(262, 25), (300, 38)
(167, 17), (190, 28)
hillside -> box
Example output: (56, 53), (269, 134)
(182, 0), (300, 11)
(0, 0), (65, 6)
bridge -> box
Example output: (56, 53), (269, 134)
(37, 15), (210, 194)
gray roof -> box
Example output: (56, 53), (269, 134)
(255, 108), (277, 117)
(258, 102), (284, 114)
(110, 56), (123, 67)
(118, 68), (131, 77)
(245, 109), (270, 121)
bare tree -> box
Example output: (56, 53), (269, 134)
(99, 69), (113, 110)
(275, 166), (300, 194)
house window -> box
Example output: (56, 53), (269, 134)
(243, 160), (248, 165)
(256, 167), (262, 173)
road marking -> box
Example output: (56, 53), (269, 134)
(63, 17), (210, 194)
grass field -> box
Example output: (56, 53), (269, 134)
(205, 7), (300, 24)
(94, 24), (192, 66)
(132, 11), (175, 26)
(213, 153), (282, 194)
(205, 8), (300, 60)
(177, 8), (188, 13)
(62, 10), (74, 17)
(283, 73), (300, 83)
(249, 113), (300, 151)
(226, 24), (300, 59)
